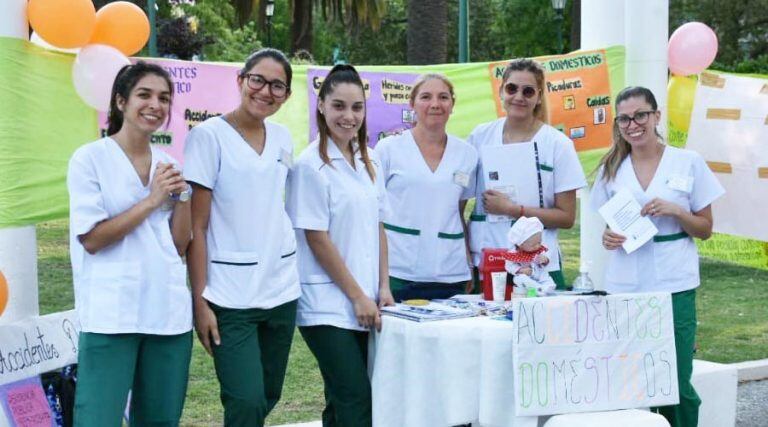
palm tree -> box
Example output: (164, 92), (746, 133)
(231, 0), (387, 54)
(407, 0), (448, 64)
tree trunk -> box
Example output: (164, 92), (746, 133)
(291, 0), (313, 54)
(407, 0), (447, 65)
(570, 0), (581, 51)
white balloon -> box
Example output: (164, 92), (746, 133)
(30, 32), (80, 54)
(72, 44), (130, 111)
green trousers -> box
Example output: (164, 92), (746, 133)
(300, 325), (372, 427)
(209, 299), (297, 427)
(74, 331), (193, 427)
(654, 289), (701, 427)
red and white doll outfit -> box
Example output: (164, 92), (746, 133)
(504, 216), (556, 292)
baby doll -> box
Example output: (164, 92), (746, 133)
(505, 216), (556, 293)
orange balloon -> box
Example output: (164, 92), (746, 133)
(89, 2), (150, 56)
(0, 271), (8, 317)
(28, 0), (96, 49)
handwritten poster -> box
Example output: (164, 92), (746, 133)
(0, 376), (53, 427)
(0, 311), (80, 386)
(488, 49), (613, 151)
(307, 68), (421, 147)
(512, 293), (679, 416)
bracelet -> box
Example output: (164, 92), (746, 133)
(519, 205), (525, 218)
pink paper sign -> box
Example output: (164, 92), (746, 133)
(0, 377), (53, 427)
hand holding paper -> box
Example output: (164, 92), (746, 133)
(597, 189), (658, 254)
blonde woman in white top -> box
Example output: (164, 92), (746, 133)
(376, 74), (477, 301)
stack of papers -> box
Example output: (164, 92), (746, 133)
(381, 302), (477, 322)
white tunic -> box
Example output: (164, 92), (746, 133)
(68, 137), (192, 335)
(467, 119), (587, 269)
(286, 139), (389, 331)
(376, 131), (477, 283)
(590, 145), (725, 294)
(183, 117), (300, 309)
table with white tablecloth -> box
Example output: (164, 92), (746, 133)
(370, 315), (538, 427)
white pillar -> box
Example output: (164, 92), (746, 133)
(0, 0), (28, 39)
(624, 0), (669, 137)
(578, 0), (626, 290)
(0, 0), (39, 327)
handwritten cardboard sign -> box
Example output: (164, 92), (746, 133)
(0, 376), (53, 427)
(0, 311), (80, 386)
(512, 293), (679, 416)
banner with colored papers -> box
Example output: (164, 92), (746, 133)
(489, 49), (613, 152)
(512, 293), (678, 416)
(307, 68), (420, 146)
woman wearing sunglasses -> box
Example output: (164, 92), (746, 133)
(467, 58), (586, 290)
(375, 74), (478, 301)
(184, 48), (300, 426)
(591, 86), (724, 427)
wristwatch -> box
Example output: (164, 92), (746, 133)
(178, 184), (193, 203)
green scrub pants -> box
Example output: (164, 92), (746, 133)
(209, 299), (297, 427)
(300, 325), (372, 427)
(74, 331), (193, 427)
(654, 289), (701, 427)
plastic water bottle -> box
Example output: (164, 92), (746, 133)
(572, 263), (595, 292)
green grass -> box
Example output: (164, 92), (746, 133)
(35, 218), (768, 425)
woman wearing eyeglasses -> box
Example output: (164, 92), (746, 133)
(184, 48), (300, 426)
(590, 86), (723, 427)
(467, 58), (586, 290)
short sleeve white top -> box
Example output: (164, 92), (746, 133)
(590, 145), (725, 293)
(183, 117), (300, 309)
(286, 139), (389, 331)
(467, 119), (587, 268)
(376, 130), (477, 282)
(67, 137), (192, 335)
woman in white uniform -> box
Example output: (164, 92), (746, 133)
(376, 74), (477, 301)
(184, 49), (300, 426)
(286, 64), (393, 427)
(68, 62), (193, 426)
(590, 86), (724, 427)
(468, 58), (586, 289)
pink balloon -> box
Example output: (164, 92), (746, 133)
(668, 22), (718, 76)
(72, 44), (130, 111)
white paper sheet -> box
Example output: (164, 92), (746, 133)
(597, 188), (658, 254)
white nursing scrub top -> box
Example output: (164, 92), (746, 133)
(590, 145), (725, 294)
(286, 139), (389, 331)
(467, 119), (587, 269)
(376, 130), (477, 283)
(183, 117), (300, 309)
(68, 138), (192, 335)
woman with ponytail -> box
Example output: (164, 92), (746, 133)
(67, 61), (193, 426)
(286, 64), (394, 426)
(590, 86), (724, 427)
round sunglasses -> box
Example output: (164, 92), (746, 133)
(503, 83), (538, 98)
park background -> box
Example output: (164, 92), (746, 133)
(1, 0), (767, 425)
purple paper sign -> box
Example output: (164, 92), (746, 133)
(307, 68), (421, 147)
(0, 377), (54, 427)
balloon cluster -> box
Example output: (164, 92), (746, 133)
(667, 22), (719, 132)
(28, 0), (151, 111)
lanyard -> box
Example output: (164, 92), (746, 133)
(533, 141), (544, 208)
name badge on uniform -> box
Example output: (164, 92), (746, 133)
(279, 148), (293, 168)
(453, 171), (470, 187)
(667, 174), (692, 193)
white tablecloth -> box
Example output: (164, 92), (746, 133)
(370, 315), (538, 427)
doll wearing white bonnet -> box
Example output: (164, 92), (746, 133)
(505, 216), (556, 293)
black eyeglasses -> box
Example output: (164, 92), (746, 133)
(615, 110), (656, 128)
(242, 73), (289, 98)
(503, 83), (538, 98)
